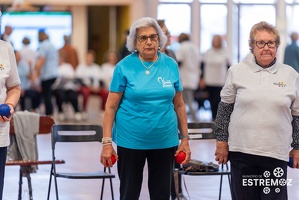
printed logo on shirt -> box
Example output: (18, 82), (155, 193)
(273, 82), (286, 87)
(0, 64), (4, 71)
(157, 77), (172, 88)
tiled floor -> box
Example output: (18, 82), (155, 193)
(3, 98), (299, 200)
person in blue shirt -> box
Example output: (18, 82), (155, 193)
(100, 17), (191, 200)
(15, 51), (41, 111)
(32, 30), (58, 115)
(283, 32), (299, 72)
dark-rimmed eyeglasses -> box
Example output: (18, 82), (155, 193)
(137, 34), (159, 44)
(255, 40), (277, 49)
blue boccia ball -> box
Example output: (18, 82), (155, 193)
(0, 104), (11, 118)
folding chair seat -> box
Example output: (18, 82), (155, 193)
(179, 122), (232, 200)
(47, 124), (115, 200)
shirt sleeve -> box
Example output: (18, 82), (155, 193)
(292, 115), (299, 150)
(215, 101), (234, 142)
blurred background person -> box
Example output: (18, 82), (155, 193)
(19, 37), (37, 70)
(0, 25), (13, 45)
(119, 29), (131, 59)
(76, 49), (108, 119)
(157, 19), (188, 200)
(59, 35), (79, 70)
(200, 35), (230, 121)
(101, 50), (119, 89)
(15, 50), (41, 112)
(283, 31), (299, 72)
(52, 51), (82, 121)
(32, 30), (58, 116)
(176, 33), (201, 122)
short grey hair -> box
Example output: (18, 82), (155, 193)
(126, 17), (167, 52)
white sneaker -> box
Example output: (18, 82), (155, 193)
(75, 112), (82, 121)
(58, 113), (65, 121)
(175, 193), (188, 200)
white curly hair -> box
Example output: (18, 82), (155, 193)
(126, 17), (167, 52)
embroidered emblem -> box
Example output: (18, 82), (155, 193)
(273, 82), (286, 87)
(157, 77), (172, 87)
(0, 64), (3, 71)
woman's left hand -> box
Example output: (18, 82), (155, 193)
(175, 139), (191, 164)
(289, 149), (299, 168)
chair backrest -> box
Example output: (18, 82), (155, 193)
(51, 124), (103, 148)
(187, 122), (216, 140)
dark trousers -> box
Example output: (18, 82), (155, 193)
(41, 78), (56, 115)
(170, 147), (182, 199)
(117, 146), (176, 200)
(53, 89), (80, 113)
(20, 89), (41, 111)
(206, 86), (222, 120)
(230, 151), (288, 200)
(0, 147), (7, 200)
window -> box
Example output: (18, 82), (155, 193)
(238, 5), (276, 61)
(157, 3), (191, 51)
(200, 4), (227, 54)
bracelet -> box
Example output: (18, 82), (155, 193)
(102, 137), (112, 144)
(102, 142), (112, 146)
(180, 135), (190, 139)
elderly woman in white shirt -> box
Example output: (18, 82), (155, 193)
(215, 21), (299, 200)
(0, 40), (21, 200)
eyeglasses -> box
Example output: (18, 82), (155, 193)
(137, 34), (159, 44)
(255, 40), (277, 49)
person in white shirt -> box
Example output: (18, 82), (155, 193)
(176, 33), (201, 122)
(200, 35), (230, 121)
(215, 21), (299, 200)
(76, 50), (108, 118)
(52, 52), (81, 121)
(101, 51), (118, 89)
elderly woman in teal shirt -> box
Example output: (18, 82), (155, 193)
(100, 17), (191, 200)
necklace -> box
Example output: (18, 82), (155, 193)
(139, 55), (158, 75)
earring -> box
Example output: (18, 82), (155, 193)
(158, 46), (161, 50)
(135, 49), (138, 52)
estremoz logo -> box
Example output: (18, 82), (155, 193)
(242, 167), (292, 194)
(157, 77), (172, 87)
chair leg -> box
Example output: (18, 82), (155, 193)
(109, 178), (114, 200)
(53, 169), (59, 199)
(100, 178), (106, 200)
(219, 174), (223, 200)
(18, 168), (23, 200)
(228, 174), (232, 198)
(25, 172), (33, 200)
(47, 166), (53, 200)
(108, 167), (114, 200)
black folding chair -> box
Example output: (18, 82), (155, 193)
(179, 122), (231, 200)
(47, 124), (115, 200)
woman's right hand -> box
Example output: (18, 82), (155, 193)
(100, 145), (118, 167)
(215, 141), (229, 164)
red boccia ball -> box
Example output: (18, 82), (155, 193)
(0, 104), (11, 118)
(106, 155), (117, 166)
(175, 151), (186, 164)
